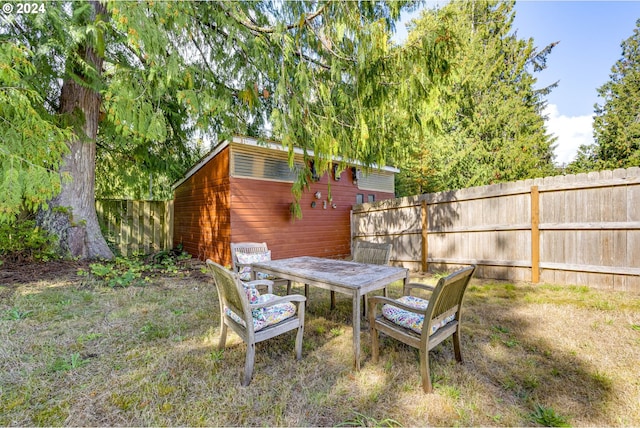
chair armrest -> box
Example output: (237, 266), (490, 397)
(368, 295), (428, 316)
(244, 279), (274, 294)
(404, 282), (435, 296)
(235, 262), (251, 271)
(250, 294), (307, 310)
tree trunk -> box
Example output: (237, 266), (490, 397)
(36, 1), (113, 260)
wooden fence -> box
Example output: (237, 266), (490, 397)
(351, 167), (640, 292)
(96, 199), (174, 257)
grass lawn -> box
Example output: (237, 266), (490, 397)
(1, 258), (639, 426)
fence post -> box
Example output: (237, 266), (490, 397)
(531, 186), (540, 283)
(350, 210), (354, 254)
(165, 200), (174, 250)
(421, 199), (428, 272)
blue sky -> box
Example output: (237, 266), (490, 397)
(396, 1), (640, 165)
(513, 1), (640, 165)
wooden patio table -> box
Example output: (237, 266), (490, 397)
(251, 256), (409, 370)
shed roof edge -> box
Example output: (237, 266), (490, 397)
(231, 135), (400, 173)
(171, 140), (230, 190)
(172, 135), (400, 191)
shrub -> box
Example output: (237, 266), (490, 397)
(88, 257), (147, 288)
(0, 217), (57, 262)
(81, 247), (192, 288)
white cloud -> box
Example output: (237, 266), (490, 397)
(543, 104), (594, 166)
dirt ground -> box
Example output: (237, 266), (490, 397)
(1, 260), (91, 305)
(0, 259), (91, 285)
(0, 258), (209, 299)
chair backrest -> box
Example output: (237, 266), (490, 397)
(230, 242), (269, 272)
(352, 241), (392, 265)
(423, 265), (476, 336)
(206, 259), (252, 325)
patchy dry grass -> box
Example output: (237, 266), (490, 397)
(1, 260), (639, 426)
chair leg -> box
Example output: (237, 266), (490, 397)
(453, 330), (463, 362)
(330, 291), (336, 310)
(419, 349), (433, 393)
(217, 321), (228, 350)
(243, 342), (256, 386)
(295, 324), (304, 360)
(370, 324), (380, 363)
(304, 284), (309, 298)
(286, 280), (292, 295)
(295, 301), (305, 360)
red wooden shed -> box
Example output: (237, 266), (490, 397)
(172, 136), (398, 266)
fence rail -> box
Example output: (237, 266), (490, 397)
(351, 167), (640, 293)
(96, 199), (174, 257)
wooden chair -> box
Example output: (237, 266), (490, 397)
(330, 241), (393, 314)
(206, 260), (306, 386)
(230, 242), (290, 293)
(352, 241), (393, 265)
(368, 265), (476, 393)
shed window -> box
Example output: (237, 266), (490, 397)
(357, 170), (394, 193)
(232, 151), (300, 182)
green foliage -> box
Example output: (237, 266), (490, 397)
(528, 404), (571, 427)
(209, 349), (224, 364)
(2, 0), (455, 245)
(84, 248), (191, 287)
(336, 412), (402, 427)
(4, 1), (443, 218)
(1, 2), (111, 257)
(0, 41), (71, 223)
(264, 1), (453, 204)
(492, 325), (510, 334)
(569, 19), (640, 172)
(49, 353), (89, 373)
(88, 257), (146, 288)
(0, 217), (57, 262)
(394, 1), (557, 195)
(140, 321), (172, 341)
(2, 307), (32, 320)
(94, 2), (209, 199)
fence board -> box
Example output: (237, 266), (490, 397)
(352, 167), (640, 293)
(96, 199), (174, 257)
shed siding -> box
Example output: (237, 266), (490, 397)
(229, 172), (394, 261)
(173, 147), (231, 263)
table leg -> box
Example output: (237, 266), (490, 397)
(362, 295), (367, 318)
(353, 292), (361, 371)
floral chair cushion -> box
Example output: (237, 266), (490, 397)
(243, 285), (261, 304)
(225, 292), (296, 332)
(382, 295), (455, 335)
(236, 250), (272, 281)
